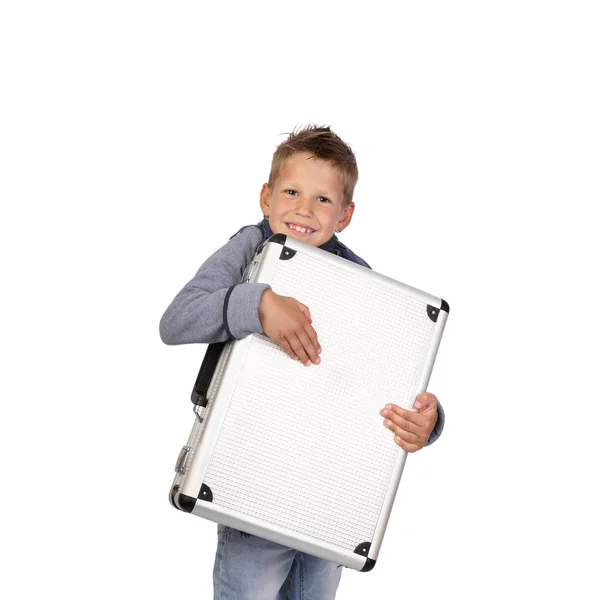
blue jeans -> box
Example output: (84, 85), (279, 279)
(213, 524), (343, 599)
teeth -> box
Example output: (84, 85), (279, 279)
(289, 224), (313, 233)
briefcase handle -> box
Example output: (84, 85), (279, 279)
(190, 342), (226, 406)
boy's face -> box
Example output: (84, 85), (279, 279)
(260, 152), (354, 248)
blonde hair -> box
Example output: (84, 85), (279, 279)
(268, 125), (358, 206)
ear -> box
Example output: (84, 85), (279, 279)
(259, 183), (271, 216)
(335, 202), (355, 233)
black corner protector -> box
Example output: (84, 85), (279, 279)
(176, 493), (197, 513)
(279, 246), (297, 260)
(427, 304), (439, 322)
(169, 485), (180, 509)
(361, 558), (376, 572)
(441, 299), (450, 313)
(268, 233), (287, 245)
(198, 483), (213, 503)
(354, 542), (371, 556)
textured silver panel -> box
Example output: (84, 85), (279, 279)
(203, 250), (436, 551)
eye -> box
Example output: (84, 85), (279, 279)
(317, 196), (331, 203)
(284, 189), (298, 196)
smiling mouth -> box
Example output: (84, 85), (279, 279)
(286, 222), (315, 235)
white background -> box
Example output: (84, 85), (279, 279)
(1, 1), (599, 598)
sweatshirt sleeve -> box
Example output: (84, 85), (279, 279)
(159, 225), (271, 345)
(424, 401), (445, 446)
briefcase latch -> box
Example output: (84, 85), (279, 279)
(175, 445), (191, 474)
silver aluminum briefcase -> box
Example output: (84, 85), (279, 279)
(169, 233), (449, 571)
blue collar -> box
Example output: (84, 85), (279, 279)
(258, 217), (339, 254)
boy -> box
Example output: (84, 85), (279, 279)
(160, 125), (444, 599)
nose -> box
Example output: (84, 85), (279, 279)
(295, 194), (313, 218)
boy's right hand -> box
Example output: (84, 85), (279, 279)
(258, 289), (321, 366)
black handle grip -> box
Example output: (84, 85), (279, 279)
(191, 342), (226, 406)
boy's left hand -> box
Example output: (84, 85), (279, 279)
(379, 392), (438, 453)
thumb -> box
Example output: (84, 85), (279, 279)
(413, 392), (436, 412)
(296, 301), (312, 323)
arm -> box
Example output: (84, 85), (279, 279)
(159, 225), (271, 345)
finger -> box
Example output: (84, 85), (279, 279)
(380, 409), (420, 435)
(382, 418), (422, 445)
(303, 323), (321, 355)
(296, 301), (313, 324)
(287, 333), (311, 366)
(385, 404), (437, 434)
(277, 336), (300, 362)
(393, 434), (422, 453)
(413, 392), (437, 412)
(383, 403), (418, 419)
(296, 327), (320, 364)
(382, 404), (426, 428)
